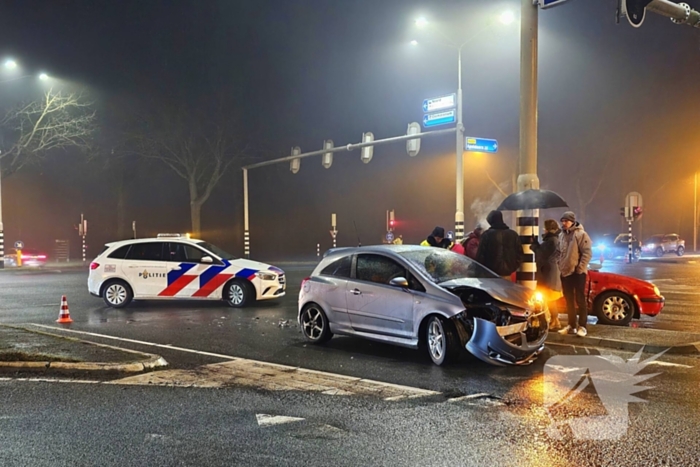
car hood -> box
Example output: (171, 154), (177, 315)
(588, 270), (652, 290)
(437, 277), (532, 309)
(230, 258), (282, 273)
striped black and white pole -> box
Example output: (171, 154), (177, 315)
(455, 214), (465, 243)
(243, 168), (250, 258)
(316, 243), (320, 257)
(82, 235), (86, 263)
(516, 209), (539, 289)
(0, 229), (4, 269)
(515, 174), (540, 290)
(627, 218), (633, 264)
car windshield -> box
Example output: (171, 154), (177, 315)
(398, 248), (499, 283)
(196, 241), (235, 260)
(645, 236), (663, 243)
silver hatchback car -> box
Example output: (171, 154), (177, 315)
(298, 245), (548, 366)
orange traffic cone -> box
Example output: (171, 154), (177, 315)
(56, 295), (73, 324)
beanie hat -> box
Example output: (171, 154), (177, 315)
(560, 211), (576, 223)
(544, 219), (559, 232)
(431, 226), (445, 238)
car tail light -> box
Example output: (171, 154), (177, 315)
(37, 255), (47, 259)
(90, 262), (100, 270)
(301, 277), (311, 287)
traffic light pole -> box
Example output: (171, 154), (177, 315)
(627, 218), (634, 264)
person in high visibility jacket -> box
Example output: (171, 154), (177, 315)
(420, 226), (451, 249)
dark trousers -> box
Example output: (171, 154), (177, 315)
(561, 273), (588, 328)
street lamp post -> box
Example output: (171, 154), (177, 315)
(515, 0), (540, 289)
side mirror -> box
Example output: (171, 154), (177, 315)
(389, 277), (409, 288)
(201, 256), (214, 264)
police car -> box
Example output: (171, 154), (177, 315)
(88, 234), (286, 308)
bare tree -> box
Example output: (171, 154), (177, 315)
(0, 88), (96, 176)
(130, 107), (249, 236)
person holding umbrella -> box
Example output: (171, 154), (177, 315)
(531, 219), (563, 331)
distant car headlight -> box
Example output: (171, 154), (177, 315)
(256, 271), (276, 281)
(596, 244), (606, 251)
(646, 244), (655, 249)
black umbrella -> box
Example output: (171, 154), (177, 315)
(497, 189), (568, 211)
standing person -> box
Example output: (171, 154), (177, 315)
(421, 226), (452, 249)
(475, 210), (523, 278)
(557, 211), (593, 337)
(531, 219), (563, 331)
(462, 226), (483, 260)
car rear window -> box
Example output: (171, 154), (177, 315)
(320, 255), (352, 278)
(108, 245), (130, 259)
(125, 243), (165, 261)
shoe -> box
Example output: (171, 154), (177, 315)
(576, 327), (588, 337)
(558, 325), (575, 335)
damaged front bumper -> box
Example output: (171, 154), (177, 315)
(462, 317), (548, 366)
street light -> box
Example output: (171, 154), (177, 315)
(4, 59), (17, 70)
(39, 73), (49, 81)
(412, 11), (514, 241)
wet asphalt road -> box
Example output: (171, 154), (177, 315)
(1, 259), (700, 465)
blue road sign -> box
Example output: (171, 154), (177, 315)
(385, 231), (394, 242)
(423, 110), (456, 128)
(465, 137), (499, 153)
(422, 94), (456, 113)
(538, 0), (571, 9)
(14, 241), (24, 249)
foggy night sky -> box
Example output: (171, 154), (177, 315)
(1, 0), (699, 260)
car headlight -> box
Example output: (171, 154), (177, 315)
(596, 244), (606, 251)
(646, 244), (655, 248)
(653, 285), (661, 297)
(529, 291), (546, 312)
(256, 271), (277, 281)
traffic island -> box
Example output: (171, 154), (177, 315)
(546, 324), (700, 355)
(0, 324), (168, 375)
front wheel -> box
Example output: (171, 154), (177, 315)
(677, 246), (685, 256)
(655, 247), (664, 258)
(102, 280), (133, 308)
(299, 304), (332, 344)
(225, 280), (254, 308)
(595, 291), (634, 326)
(425, 315), (460, 366)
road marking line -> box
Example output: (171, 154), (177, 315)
(0, 377), (99, 384)
(256, 414), (305, 427)
(25, 324), (440, 399)
(447, 393), (491, 402)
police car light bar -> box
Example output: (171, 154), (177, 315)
(157, 233), (191, 238)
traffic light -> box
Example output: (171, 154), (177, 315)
(388, 210), (395, 231)
(633, 206), (643, 220)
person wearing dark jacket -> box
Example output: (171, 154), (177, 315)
(462, 227), (483, 260)
(476, 210), (523, 278)
(531, 219), (563, 330)
(420, 226), (452, 249)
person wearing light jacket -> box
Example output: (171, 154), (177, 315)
(557, 211), (593, 337)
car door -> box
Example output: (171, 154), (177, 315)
(161, 242), (226, 298)
(122, 242), (169, 297)
(315, 255), (353, 329)
(666, 235), (678, 251)
(346, 253), (415, 338)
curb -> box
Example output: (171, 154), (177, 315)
(0, 324), (169, 373)
(546, 333), (700, 355)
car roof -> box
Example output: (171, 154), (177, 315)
(324, 244), (430, 258)
(104, 237), (204, 248)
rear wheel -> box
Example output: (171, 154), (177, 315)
(225, 280), (254, 308)
(425, 315), (460, 366)
(677, 246), (685, 256)
(299, 304), (332, 344)
(595, 291), (634, 326)
(655, 247), (664, 258)
(102, 280), (133, 308)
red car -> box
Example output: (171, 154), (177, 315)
(554, 268), (664, 326)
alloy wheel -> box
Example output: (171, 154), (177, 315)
(229, 284), (244, 305)
(301, 307), (324, 340)
(106, 284), (127, 305)
(428, 319), (445, 361)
